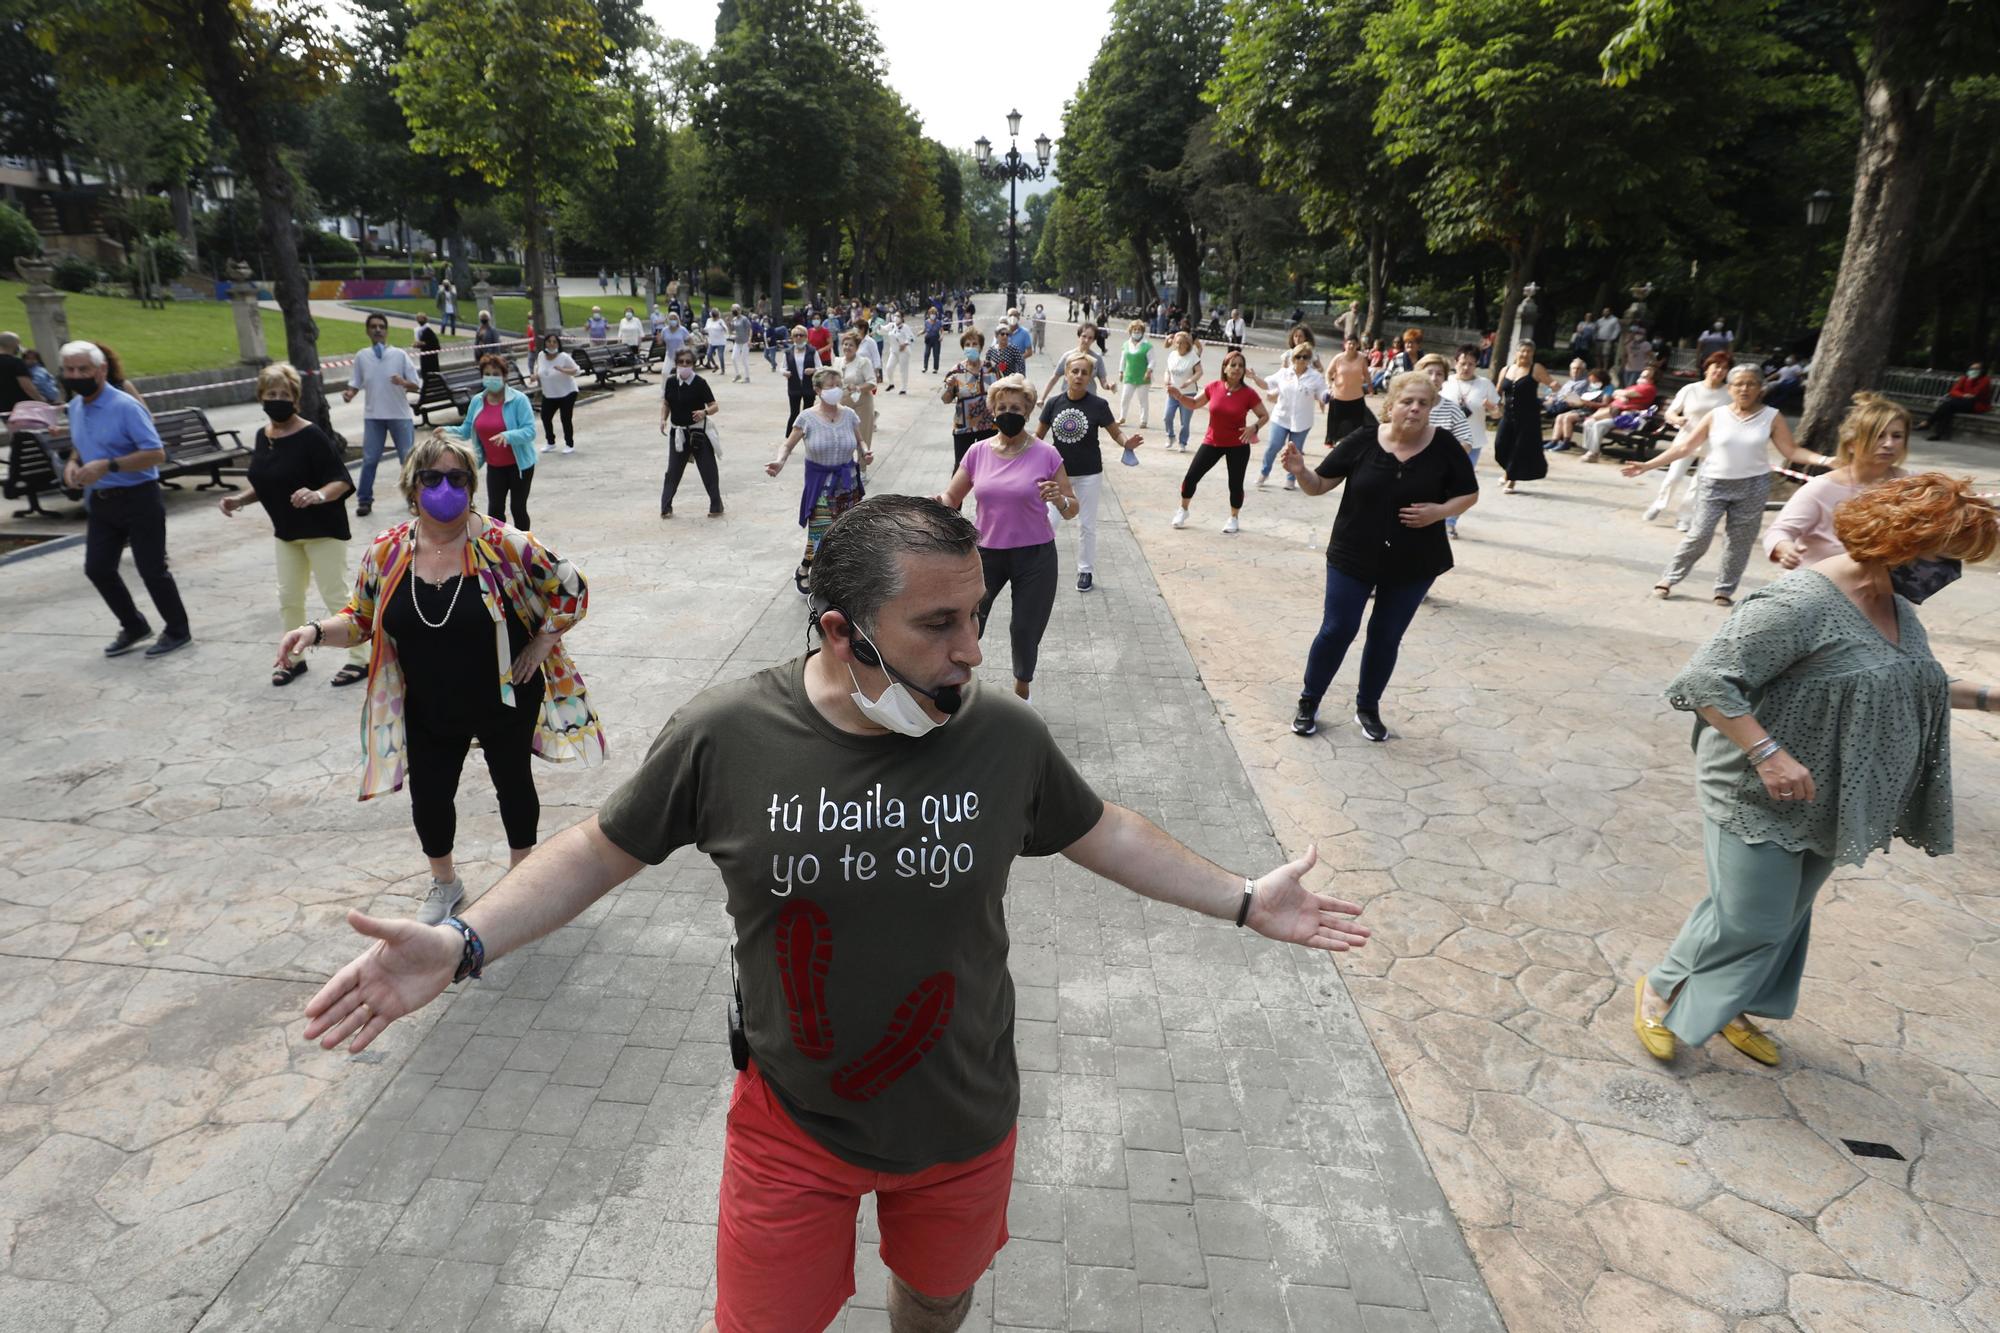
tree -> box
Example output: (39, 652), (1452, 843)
(702, 0), (886, 310)
(0, 3), (72, 182)
(561, 95), (671, 297)
(396, 0), (629, 330)
(1061, 0), (1227, 317)
(60, 77), (211, 299)
(1605, 0), (2000, 450)
(43, 0), (347, 427)
(1169, 114), (1297, 313)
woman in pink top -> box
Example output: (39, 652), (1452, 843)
(937, 375), (1078, 701)
(1766, 393), (1911, 568)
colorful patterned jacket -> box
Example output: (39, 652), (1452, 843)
(335, 516), (607, 800)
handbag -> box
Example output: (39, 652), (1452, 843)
(958, 373), (994, 434)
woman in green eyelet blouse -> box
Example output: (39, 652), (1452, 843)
(1634, 473), (2000, 1068)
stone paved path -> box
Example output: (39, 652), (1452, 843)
(1110, 376), (2000, 1331)
(0, 294), (1500, 1332)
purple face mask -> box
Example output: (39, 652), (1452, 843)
(419, 476), (470, 523)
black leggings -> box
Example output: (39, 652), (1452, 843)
(1181, 444), (1249, 509)
(786, 382), (813, 433)
(976, 541), (1058, 683)
(488, 463), (533, 530)
(406, 686), (543, 857)
(540, 393), (576, 449)
(662, 432), (722, 513)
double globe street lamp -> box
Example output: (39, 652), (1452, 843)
(975, 110), (1051, 313)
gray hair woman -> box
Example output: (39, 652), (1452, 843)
(768, 366), (872, 594)
(1635, 474), (1998, 1066)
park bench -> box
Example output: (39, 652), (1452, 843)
(155, 408), (250, 491)
(414, 358), (535, 426)
(3, 428), (83, 517)
(570, 342), (648, 387)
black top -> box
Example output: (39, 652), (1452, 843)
(661, 374), (716, 427)
(1315, 426), (1478, 584)
(1038, 390), (1116, 477)
(415, 327), (441, 375)
(382, 568), (540, 722)
(0, 353), (32, 413)
(246, 423), (352, 542)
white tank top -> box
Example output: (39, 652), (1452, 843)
(1704, 404), (1778, 480)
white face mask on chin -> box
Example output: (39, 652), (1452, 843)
(847, 665), (945, 737)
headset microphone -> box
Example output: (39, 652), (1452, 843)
(812, 604), (963, 714)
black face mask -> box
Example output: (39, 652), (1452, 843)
(62, 375), (98, 399)
(994, 411), (1028, 436)
(261, 399), (297, 422)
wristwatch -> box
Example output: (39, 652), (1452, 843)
(107, 457), (120, 473)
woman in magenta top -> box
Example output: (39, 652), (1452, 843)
(1166, 349), (1270, 534)
(937, 374), (1079, 702)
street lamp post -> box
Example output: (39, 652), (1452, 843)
(207, 164), (237, 282)
(975, 110), (1051, 312)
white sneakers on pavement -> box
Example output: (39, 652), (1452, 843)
(1171, 508), (1188, 529)
(419, 876), (464, 926)
(1223, 515), (1240, 534)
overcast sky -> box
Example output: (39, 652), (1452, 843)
(647, 0), (1106, 193)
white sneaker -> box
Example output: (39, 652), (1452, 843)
(561, 445), (575, 454)
(1257, 475), (1269, 489)
(1284, 476), (1297, 490)
(1642, 501), (1664, 522)
(418, 876), (464, 925)
(1223, 515), (1240, 534)
(538, 443), (553, 453)
(1171, 508), (1188, 529)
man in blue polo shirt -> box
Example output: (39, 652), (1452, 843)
(58, 341), (192, 658)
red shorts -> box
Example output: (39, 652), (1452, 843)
(713, 1063), (1015, 1333)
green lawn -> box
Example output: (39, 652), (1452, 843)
(0, 280), (446, 378)
(356, 295), (594, 333)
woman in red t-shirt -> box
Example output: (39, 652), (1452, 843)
(1166, 349), (1270, 533)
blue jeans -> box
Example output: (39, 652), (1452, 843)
(1301, 566), (1435, 712)
(1259, 423), (1313, 478)
(357, 418), (415, 507)
(1163, 396), (1193, 447)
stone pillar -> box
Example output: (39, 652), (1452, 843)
(642, 270), (657, 313)
(541, 272), (564, 335)
(13, 256), (70, 361)
(227, 262), (269, 366)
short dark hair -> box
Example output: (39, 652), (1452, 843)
(365, 313), (388, 332)
(810, 496), (979, 634)
(1456, 343), (1480, 360)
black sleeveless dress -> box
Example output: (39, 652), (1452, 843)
(1492, 369), (1548, 482)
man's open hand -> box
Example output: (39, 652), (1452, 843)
(303, 910), (460, 1053)
(1248, 846), (1371, 952)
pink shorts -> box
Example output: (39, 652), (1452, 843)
(713, 1063), (1015, 1333)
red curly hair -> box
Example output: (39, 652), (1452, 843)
(1833, 473), (1999, 566)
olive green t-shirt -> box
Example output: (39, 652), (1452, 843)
(598, 656), (1105, 1172)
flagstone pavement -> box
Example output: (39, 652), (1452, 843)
(0, 291), (1996, 1332)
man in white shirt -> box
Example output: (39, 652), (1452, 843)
(1592, 308), (1622, 373)
(854, 317), (884, 382)
(1224, 308), (1246, 353)
(342, 312), (419, 517)
(885, 314), (913, 392)
(1441, 345), (1502, 463)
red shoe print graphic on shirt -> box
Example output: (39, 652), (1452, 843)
(830, 972), (956, 1102)
(775, 900), (835, 1059)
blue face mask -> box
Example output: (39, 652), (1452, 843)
(482, 375), (504, 394)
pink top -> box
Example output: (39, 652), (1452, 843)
(474, 401), (510, 468)
(1764, 469), (1905, 564)
(963, 437), (1064, 550)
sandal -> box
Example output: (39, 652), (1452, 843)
(329, 663), (368, 688)
(795, 563), (811, 595)
(1713, 595), (1734, 608)
(272, 660), (307, 687)
(1653, 584), (1672, 599)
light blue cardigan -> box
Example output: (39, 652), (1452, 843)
(448, 384), (538, 469)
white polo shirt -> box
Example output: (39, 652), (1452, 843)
(348, 342), (415, 421)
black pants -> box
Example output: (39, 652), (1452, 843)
(1927, 395), (1976, 438)
(786, 381), (813, 433)
(1326, 396), (1376, 447)
(540, 392), (576, 449)
(923, 337), (941, 373)
(662, 432), (722, 513)
(976, 541), (1058, 683)
(487, 463), (532, 530)
(1181, 444), (1249, 509)
(953, 427), (996, 472)
(84, 482), (189, 636)
(405, 684), (543, 857)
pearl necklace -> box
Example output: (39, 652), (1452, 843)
(409, 524), (467, 629)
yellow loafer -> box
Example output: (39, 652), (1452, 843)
(1721, 1016), (1780, 1066)
(1633, 978), (1676, 1060)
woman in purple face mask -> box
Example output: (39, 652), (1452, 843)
(275, 431), (607, 927)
